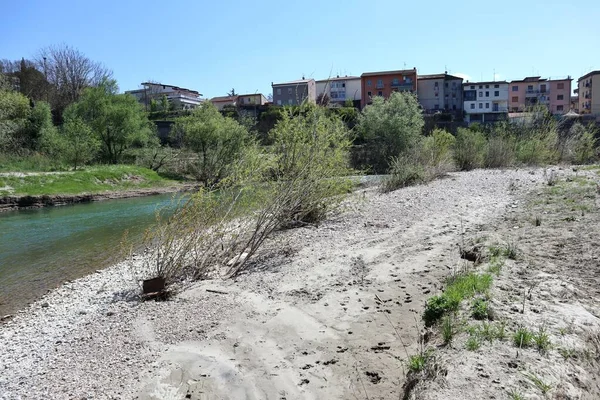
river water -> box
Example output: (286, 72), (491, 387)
(0, 194), (181, 316)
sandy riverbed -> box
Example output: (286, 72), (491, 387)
(1, 168), (597, 399)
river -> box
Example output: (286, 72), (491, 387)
(0, 193), (182, 316)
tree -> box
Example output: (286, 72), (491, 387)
(0, 89), (30, 151)
(65, 80), (155, 164)
(316, 92), (330, 106)
(173, 102), (252, 187)
(36, 45), (113, 116)
(24, 101), (55, 150)
(344, 98), (354, 108)
(356, 92), (424, 173)
(227, 88), (237, 97)
(41, 117), (99, 169)
(0, 58), (50, 101)
(160, 94), (170, 114)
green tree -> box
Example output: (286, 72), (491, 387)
(65, 80), (156, 164)
(60, 117), (99, 169)
(24, 101), (54, 150)
(356, 92), (424, 173)
(160, 94), (170, 114)
(174, 102), (252, 187)
(0, 89), (30, 151)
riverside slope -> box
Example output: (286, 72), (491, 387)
(2, 168), (580, 399)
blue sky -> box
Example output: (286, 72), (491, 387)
(2, 0), (598, 97)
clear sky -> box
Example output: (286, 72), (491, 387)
(2, 0), (598, 97)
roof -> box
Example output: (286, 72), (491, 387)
(462, 81), (509, 86)
(315, 76), (360, 83)
(361, 69), (417, 77)
(238, 93), (266, 98)
(141, 82), (200, 95)
(210, 95), (238, 102)
(272, 79), (314, 87)
(510, 76), (547, 83)
(418, 73), (463, 81)
(578, 70), (600, 82)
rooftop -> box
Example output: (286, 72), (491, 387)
(463, 80), (509, 86)
(316, 75), (360, 83)
(578, 70), (600, 82)
(510, 76), (547, 83)
(418, 73), (463, 81)
(140, 82), (201, 95)
(210, 95), (238, 102)
(272, 78), (315, 87)
(361, 68), (417, 77)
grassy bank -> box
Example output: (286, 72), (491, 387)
(0, 165), (181, 196)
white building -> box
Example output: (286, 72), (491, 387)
(316, 76), (361, 106)
(126, 82), (204, 110)
(463, 81), (509, 123)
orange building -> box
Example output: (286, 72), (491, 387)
(360, 68), (417, 108)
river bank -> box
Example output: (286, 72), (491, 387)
(1, 167), (598, 399)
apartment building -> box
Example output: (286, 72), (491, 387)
(462, 81), (509, 123)
(316, 76), (361, 107)
(417, 73), (463, 116)
(577, 70), (600, 116)
(360, 68), (417, 108)
(508, 76), (572, 115)
(272, 78), (316, 106)
(126, 82), (203, 110)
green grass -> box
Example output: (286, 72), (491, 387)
(423, 272), (493, 326)
(407, 351), (431, 373)
(471, 298), (491, 320)
(0, 153), (69, 172)
(533, 326), (552, 352)
(466, 336), (481, 351)
(0, 165), (179, 196)
(441, 315), (455, 345)
(513, 326), (534, 348)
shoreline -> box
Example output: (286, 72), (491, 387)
(0, 183), (200, 213)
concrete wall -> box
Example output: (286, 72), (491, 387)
(464, 82), (509, 115)
(579, 73), (600, 116)
(548, 80), (571, 114)
(316, 78), (361, 104)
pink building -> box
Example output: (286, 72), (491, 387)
(508, 76), (572, 115)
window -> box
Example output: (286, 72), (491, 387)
(479, 91), (483, 97)
(485, 91), (489, 97)
(494, 91), (499, 97)
(464, 90), (476, 101)
(445, 83), (448, 88)
(486, 85), (489, 88)
(277, 99), (282, 105)
(435, 92), (438, 97)
(540, 84), (546, 93)
(367, 80), (371, 86)
(434, 82), (438, 87)
(557, 94), (564, 100)
(494, 84), (499, 88)
(288, 99), (293, 105)
(470, 85), (475, 90)
(434, 104), (439, 110)
(479, 103), (483, 109)
(512, 96), (518, 102)
(367, 91), (372, 97)
(288, 88), (292, 95)
(485, 103), (490, 109)
(377, 79), (383, 85)
(277, 88), (281, 95)
(479, 85), (483, 89)
(512, 86), (518, 92)
(470, 104), (475, 109)
(527, 85), (533, 91)
(557, 83), (564, 89)
(557, 105), (564, 111)
(393, 78), (400, 85)
(377, 91), (383, 96)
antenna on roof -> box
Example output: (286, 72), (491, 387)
(493, 68), (495, 81)
(404, 62), (407, 69)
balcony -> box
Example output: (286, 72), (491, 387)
(375, 83), (384, 89)
(585, 94), (591, 99)
(390, 82), (413, 90)
(585, 82), (591, 88)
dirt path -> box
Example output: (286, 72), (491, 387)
(0, 169), (550, 399)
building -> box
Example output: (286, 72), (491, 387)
(570, 96), (579, 113)
(272, 78), (316, 106)
(237, 93), (268, 107)
(126, 82), (203, 110)
(462, 81), (509, 123)
(508, 76), (572, 115)
(417, 73), (463, 116)
(360, 68), (417, 108)
(577, 70), (600, 116)
(210, 95), (238, 111)
(315, 76), (361, 107)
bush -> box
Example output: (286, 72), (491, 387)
(454, 128), (486, 170)
(513, 108), (558, 165)
(356, 92), (424, 173)
(381, 153), (427, 193)
(568, 122), (597, 164)
(421, 128), (455, 169)
(471, 298), (491, 320)
(423, 295), (458, 327)
(485, 123), (516, 168)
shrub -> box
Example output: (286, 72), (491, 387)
(568, 122), (597, 164)
(513, 108), (559, 165)
(485, 123), (516, 168)
(513, 326), (533, 348)
(466, 336), (481, 351)
(423, 295), (458, 327)
(380, 153), (426, 193)
(454, 127), (486, 170)
(356, 92), (424, 173)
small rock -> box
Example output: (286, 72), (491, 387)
(106, 311), (114, 316)
(41, 302), (49, 308)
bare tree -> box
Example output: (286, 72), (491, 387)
(36, 44), (113, 112)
